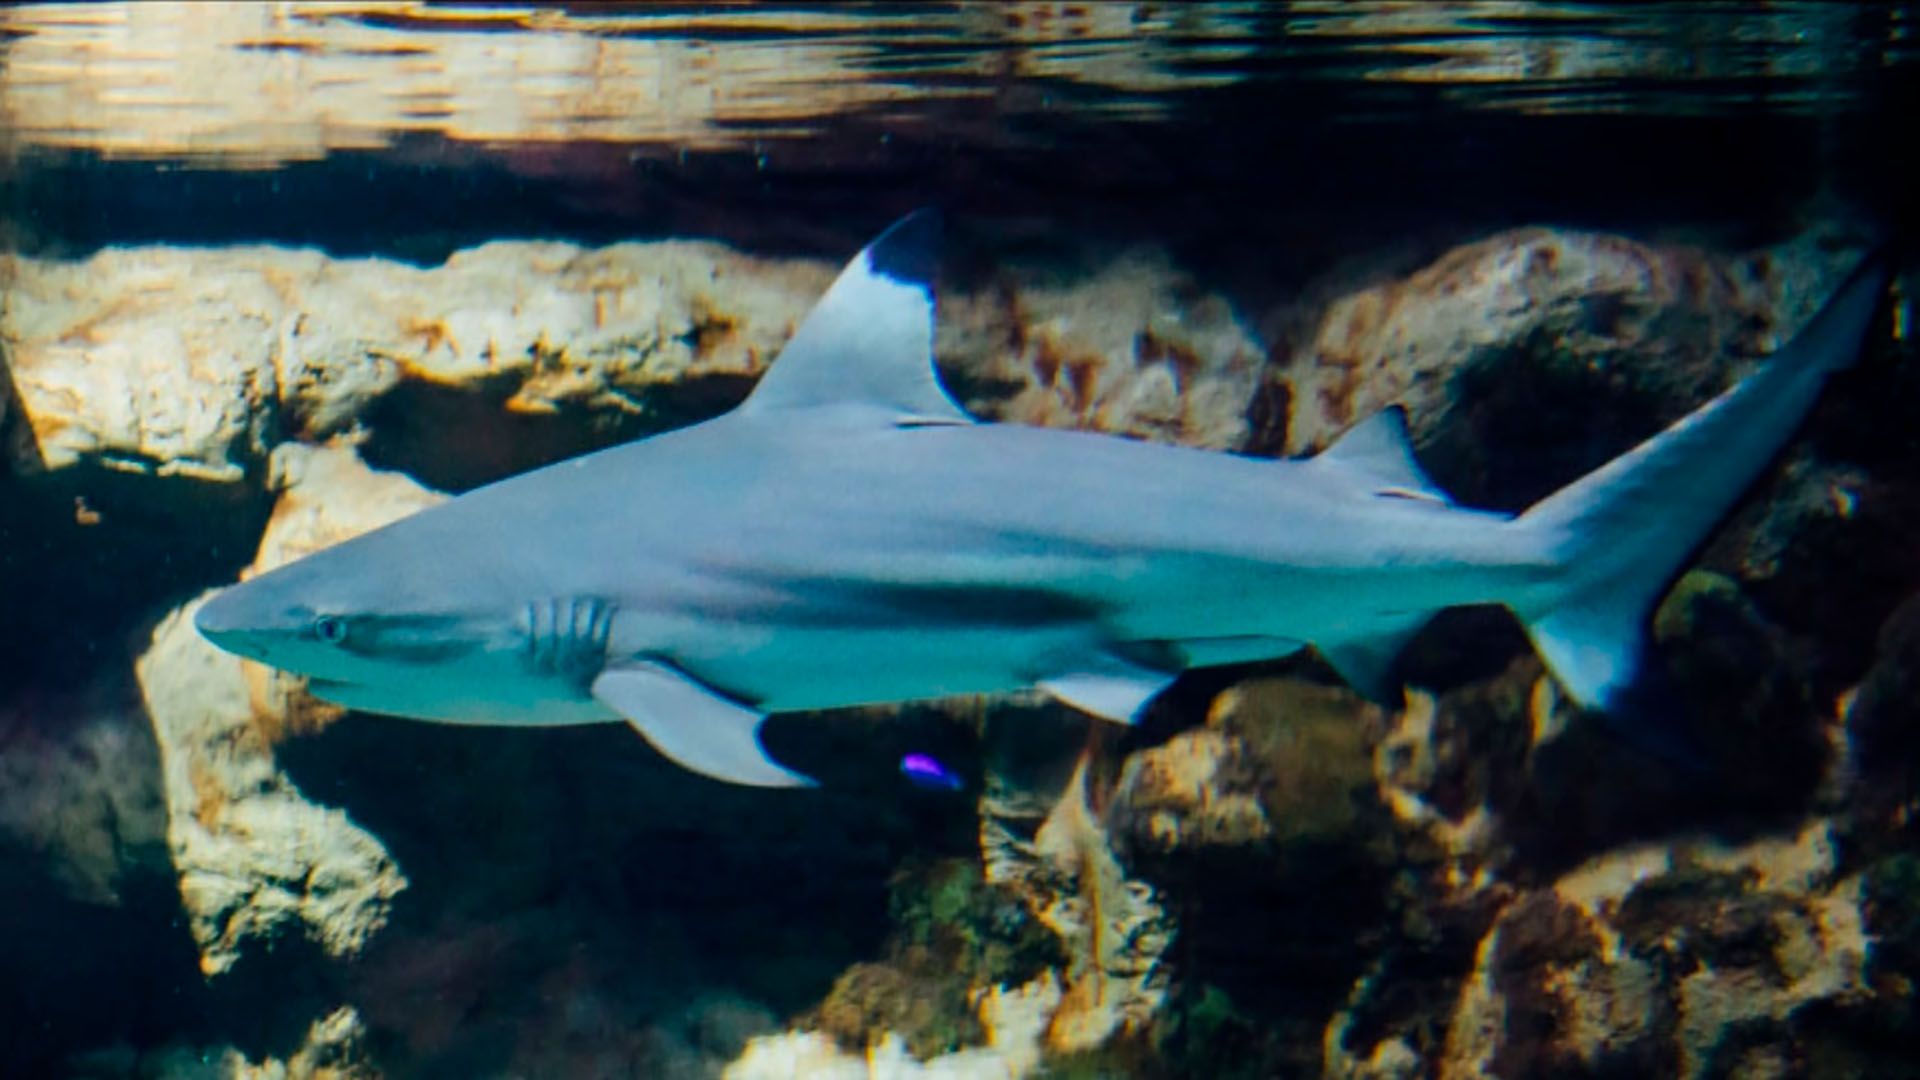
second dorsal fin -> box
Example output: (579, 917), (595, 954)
(1315, 406), (1449, 503)
(738, 210), (974, 426)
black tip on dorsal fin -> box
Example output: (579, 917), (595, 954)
(736, 208), (971, 425)
(866, 208), (942, 288)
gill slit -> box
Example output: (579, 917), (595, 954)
(524, 596), (616, 676)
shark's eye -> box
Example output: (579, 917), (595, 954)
(314, 615), (350, 645)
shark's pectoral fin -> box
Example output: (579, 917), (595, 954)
(591, 661), (816, 789)
(1037, 651), (1178, 724)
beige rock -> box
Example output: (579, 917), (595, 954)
(136, 1004), (375, 1080)
(1, 228), (1276, 498)
(1, 246), (289, 480)
(0, 242), (832, 481)
(252, 441), (448, 575)
(726, 974), (1061, 1080)
(1115, 725), (1272, 851)
(136, 593), (405, 976)
(133, 445), (437, 975)
(1283, 227), (1861, 457)
(1436, 820), (1869, 1080)
(942, 248), (1266, 448)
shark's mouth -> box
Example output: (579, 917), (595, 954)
(304, 678), (354, 702)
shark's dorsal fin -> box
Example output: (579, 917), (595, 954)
(739, 210), (974, 426)
(1316, 406), (1449, 503)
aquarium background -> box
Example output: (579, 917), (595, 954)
(2, 3), (1918, 1077)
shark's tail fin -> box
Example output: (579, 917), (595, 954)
(1512, 251), (1888, 710)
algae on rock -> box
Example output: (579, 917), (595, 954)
(982, 754), (1174, 1054)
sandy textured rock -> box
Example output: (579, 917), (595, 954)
(1430, 821), (1868, 1080)
(136, 593), (405, 976)
(2, 234), (1266, 491)
(941, 248), (1267, 449)
(125, 1005), (374, 1080)
(727, 974), (1060, 1080)
(1, 247), (288, 481)
(1282, 228), (1863, 503)
(133, 445), (437, 975)
(0, 241), (832, 480)
(1115, 677), (1386, 855)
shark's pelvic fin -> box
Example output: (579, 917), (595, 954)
(1514, 250), (1889, 709)
(1315, 405), (1450, 503)
(738, 210), (974, 427)
(592, 661), (816, 788)
(1165, 634), (1307, 668)
(1037, 650), (1178, 723)
(1318, 622), (1424, 705)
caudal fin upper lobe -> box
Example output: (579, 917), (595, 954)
(1513, 251), (1889, 711)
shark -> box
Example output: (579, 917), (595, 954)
(195, 213), (1889, 788)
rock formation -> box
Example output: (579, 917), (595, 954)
(3, 218), (1911, 1076)
(133, 442), (436, 976)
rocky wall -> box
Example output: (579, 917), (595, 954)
(1, 219), (1913, 1077)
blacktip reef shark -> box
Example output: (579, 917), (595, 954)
(195, 212), (1889, 788)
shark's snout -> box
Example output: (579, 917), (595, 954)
(194, 585), (277, 661)
(194, 588), (245, 639)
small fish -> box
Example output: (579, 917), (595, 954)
(900, 752), (964, 792)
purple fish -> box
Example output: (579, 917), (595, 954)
(900, 752), (964, 792)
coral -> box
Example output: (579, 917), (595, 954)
(1113, 723), (1273, 852)
(1838, 590), (1920, 837)
(727, 973), (1061, 1080)
(1113, 676), (1388, 858)
(982, 754), (1175, 1053)
(801, 856), (1064, 1059)
(886, 857), (1065, 994)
